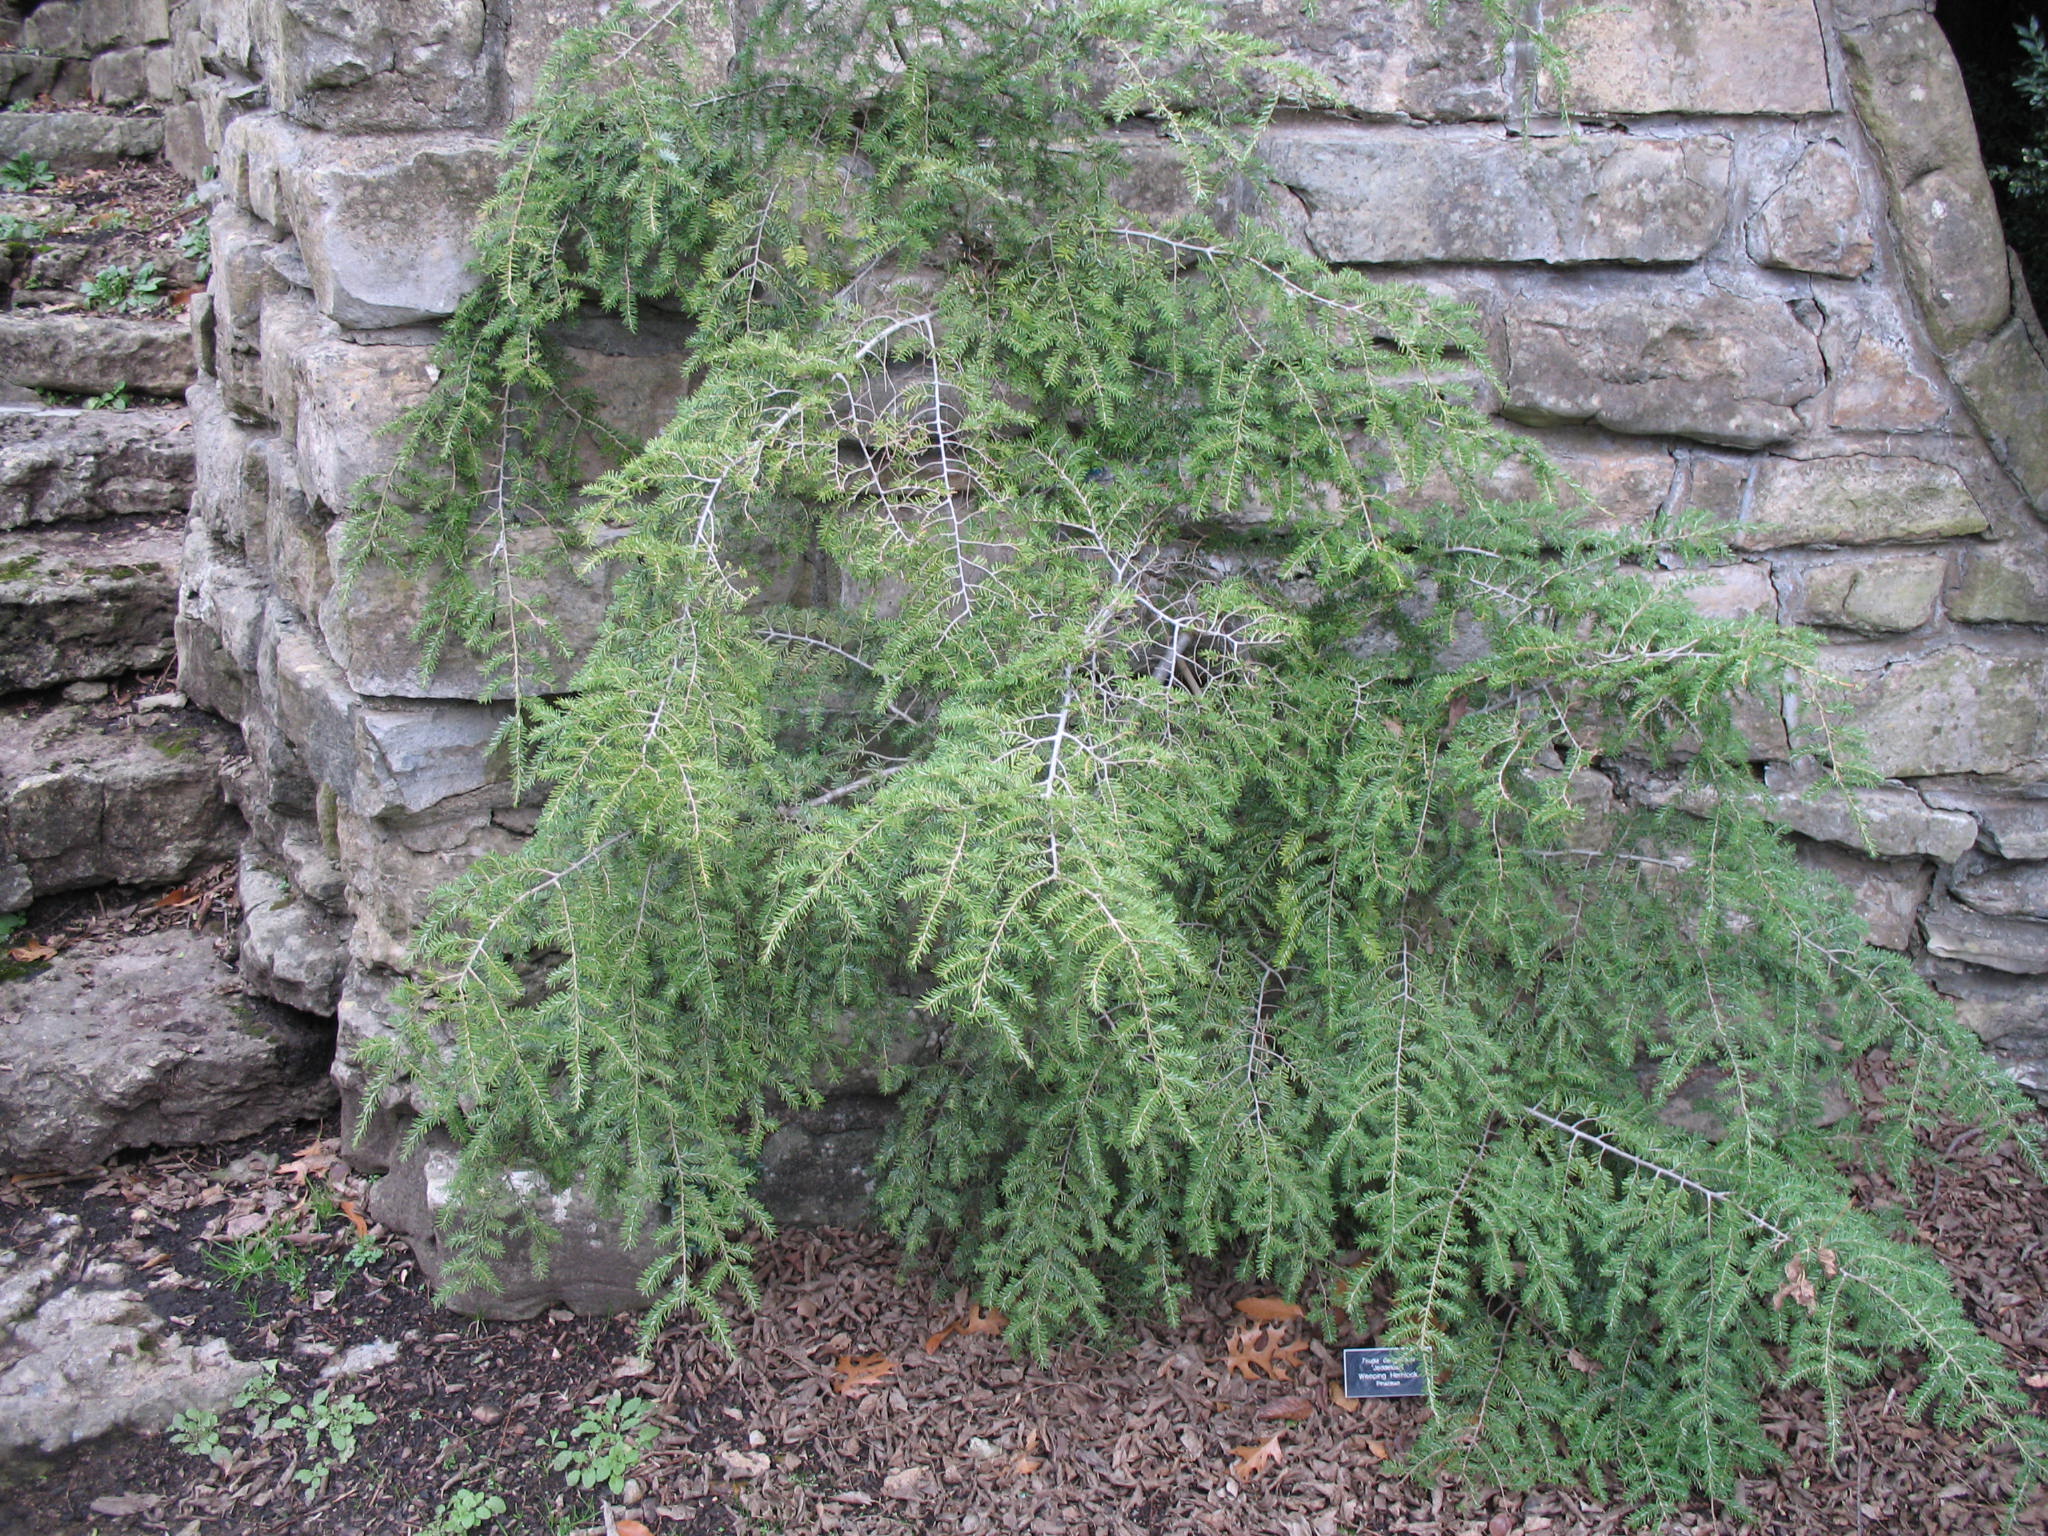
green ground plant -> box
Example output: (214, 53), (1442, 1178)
(79, 259), (163, 313)
(545, 1391), (658, 1497)
(203, 1227), (312, 1304)
(419, 1488), (508, 1536)
(353, 0), (2046, 1516)
(0, 153), (52, 192)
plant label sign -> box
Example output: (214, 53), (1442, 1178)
(1341, 1348), (1427, 1399)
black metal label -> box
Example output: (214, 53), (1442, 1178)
(1341, 1347), (1427, 1399)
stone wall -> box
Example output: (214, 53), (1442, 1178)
(141, 0), (2048, 1312)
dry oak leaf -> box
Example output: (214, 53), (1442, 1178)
(1256, 1394), (1319, 1422)
(1226, 1324), (1310, 1382)
(831, 1354), (899, 1394)
(8, 941), (56, 963)
(962, 1304), (1006, 1335)
(614, 1523), (654, 1536)
(880, 1466), (930, 1500)
(1565, 1348), (1600, 1375)
(1234, 1296), (1305, 1324)
(721, 1448), (772, 1479)
(1327, 1380), (1360, 1414)
(1231, 1434), (1285, 1479)
(337, 1198), (370, 1237)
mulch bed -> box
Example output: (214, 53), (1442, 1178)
(0, 1109), (2043, 1536)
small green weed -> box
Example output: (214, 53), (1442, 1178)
(203, 1228), (312, 1303)
(79, 260), (163, 314)
(281, 1388), (377, 1500)
(82, 384), (130, 411)
(0, 214), (45, 243)
(177, 219), (211, 280)
(546, 1391), (658, 1496)
(234, 1360), (295, 1434)
(420, 1488), (507, 1535)
(167, 1407), (232, 1468)
(0, 154), (52, 192)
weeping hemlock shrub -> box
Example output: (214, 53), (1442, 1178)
(351, 0), (2045, 1513)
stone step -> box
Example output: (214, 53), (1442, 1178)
(0, 402), (192, 527)
(0, 693), (241, 909)
(0, 515), (181, 690)
(0, 110), (162, 169)
(0, 926), (335, 1175)
(0, 312), (195, 400)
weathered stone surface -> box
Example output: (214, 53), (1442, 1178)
(1755, 775), (1979, 862)
(0, 698), (242, 908)
(20, 2), (88, 57)
(1952, 542), (2048, 625)
(0, 518), (181, 689)
(1952, 860), (2048, 920)
(1827, 334), (1949, 432)
(1747, 143), (1872, 278)
(83, 0), (171, 51)
(326, 532), (615, 701)
(0, 1214), (258, 1457)
(1843, 15), (2011, 352)
(262, 0), (491, 132)
(1818, 643), (2048, 782)
(0, 313), (195, 399)
(0, 405), (192, 527)
(1731, 455), (1985, 549)
(504, 0), (734, 120)
(283, 318), (435, 510)
(1656, 561), (1777, 621)
(1790, 553), (1945, 633)
(1921, 906), (2048, 974)
(1926, 965), (2048, 1098)
(0, 110), (161, 167)
(1501, 285), (1823, 448)
(1951, 314), (2048, 509)
(1262, 129), (1729, 266)
(1795, 841), (1931, 951)
(336, 806), (518, 970)
(237, 851), (346, 1013)
(1820, 645), (2048, 779)
(1542, 0), (1831, 116)
(88, 45), (157, 105)
(0, 929), (335, 1173)
(1219, 0), (1505, 119)
(366, 1139), (660, 1320)
(759, 1096), (892, 1227)
(1919, 784), (2048, 860)
(175, 524), (266, 723)
(221, 116), (500, 327)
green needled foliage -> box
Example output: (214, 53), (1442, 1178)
(353, 0), (2045, 1515)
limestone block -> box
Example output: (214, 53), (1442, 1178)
(0, 929), (334, 1173)
(163, 100), (209, 181)
(187, 380), (265, 552)
(144, 42), (178, 99)
(286, 324), (436, 511)
(1921, 906), (2048, 974)
(1952, 860), (2048, 920)
(1, 54), (62, 104)
(0, 110), (161, 166)
(175, 525), (266, 722)
(257, 614), (362, 802)
(759, 1096), (892, 1228)
(221, 117), (501, 327)
(88, 44), (155, 104)
(324, 530), (615, 701)
(1542, 0), (1830, 116)
(1843, 16), (2010, 353)
(263, 0), (490, 132)
(0, 405), (194, 527)
(1795, 842), (1931, 951)
(209, 204), (288, 382)
(0, 519), (181, 690)
(0, 1278), (259, 1458)
(1951, 315), (2048, 509)
(259, 439), (332, 621)
(83, 0), (171, 50)
(255, 287), (329, 434)
(1919, 783), (2048, 860)
(1260, 129), (1729, 266)
(1217, 0), (1506, 120)
(1501, 285), (1823, 448)
(1755, 774), (1979, 863)
(1746, 143), (1873, 278)
(21, 2), (87, 56)
(0, 699), (242, 906)
(1819, 644), (2048, 779)
(1730, 454), (1985, 549)
(1789, 553), (1945, 634)
(355, 702), (509, 817)
(0, 314), (195, 400)
(336, 805), (519, 970)
(1827, 334), (1949, 432)
(1655, 562), (1777, 622)
(1951, 542), (2048, 625)
(237, 851), (347, 1013)
(1926, 965), (2048, 1098)
(365, 1139), (660, 1320)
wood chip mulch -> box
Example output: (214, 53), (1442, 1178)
(0, 1113), (2042, 1536)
